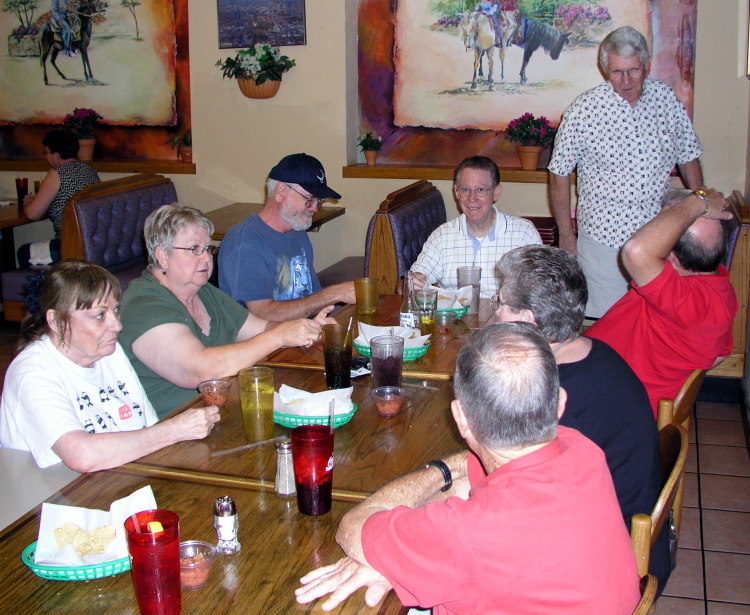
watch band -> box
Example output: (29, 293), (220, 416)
(692, 188), (710, 216)
(425, 459), (453, 492)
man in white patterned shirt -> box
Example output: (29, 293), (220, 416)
(548, 26), (703, 317)
(412, 156), (542, 297)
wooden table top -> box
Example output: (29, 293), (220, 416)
(261, 295), (499, 380)
(0, 204), (31, 230)
(206, 202), (346, 240)
(0, 471), (405, 614)
(123, 367), (464, 498)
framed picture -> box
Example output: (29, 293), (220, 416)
(217, 0), (306, 48)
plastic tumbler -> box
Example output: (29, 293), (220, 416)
(412, 288), (438, 337)
(238, 366), (275, 441)
(125, 509), (181, 615)
(291, 425), (334, 516)
(370, 335), (404, 388)
(354, 277), (379, 315)
(322, 323), (352, 389)
(15, 177), (28, 215)
(457, 265), (482, 314)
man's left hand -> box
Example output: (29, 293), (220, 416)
(295, 556), (393, 611)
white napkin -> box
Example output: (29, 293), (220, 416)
(275, 385), (354, 417)
(355, 323), (430, 349)
(0, 200), (14, 208)
(35, 485), (157, 566)
(432, 285), (473, 310)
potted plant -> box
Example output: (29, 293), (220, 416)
(216, 44), (295, 99)
(165, 129), (192, 163)
(63, 107), (103, 162)
(504, 113), (557, 170)
(357, 132), (382, 166)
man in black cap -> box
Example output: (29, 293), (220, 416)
(219, 153), (355, 320)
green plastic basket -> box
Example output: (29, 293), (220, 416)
(273, 403), (357, 429)
(438, 305), (469, 319)
(22, 542), (131, 581)
(353, 341), (430, 362)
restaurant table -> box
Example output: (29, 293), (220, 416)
(261, 294), (499, 380)
(0, 203), (33, 270)
(206, 202), (346, 240)
(0, 471), (406, 614)
(123, 367), (464, 498)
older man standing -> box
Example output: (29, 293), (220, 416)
(412, 155), (541, 296)
(219, 153), (355, 320)
(548, 26), (703, 317)
(296, 323), (640, 614)
(587, 188), (738, 415)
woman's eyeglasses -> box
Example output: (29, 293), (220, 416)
(173, 245), (219, 256)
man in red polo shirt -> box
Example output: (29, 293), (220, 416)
(587, 188), (737, 415)
(296, 323), (640, 615)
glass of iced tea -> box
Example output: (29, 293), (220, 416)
(238, 367), (275, 441)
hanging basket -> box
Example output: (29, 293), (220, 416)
(78, 138), (96, 162)
(516, 145), (543, 171)
(237, 78), (281, 99)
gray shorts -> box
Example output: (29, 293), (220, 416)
(577, 232), (630, 318)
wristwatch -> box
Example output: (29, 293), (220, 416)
(692, 188), (710, 216)
(425, 459), (453, 492)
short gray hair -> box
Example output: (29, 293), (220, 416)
(144, 204), (214, 269)
(497, 246), (587, 343)
(599, 26), (650, 71)
(453, 322), (559, 451)
(266, 178), (280, 198)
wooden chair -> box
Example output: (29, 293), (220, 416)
(630, 423), (688, 578)
(657, 368), (704, 539)
(632, 575), (658, 615)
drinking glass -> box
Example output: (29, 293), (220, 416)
(125, 509), (181, 615)
(370, 335), (404, 388)
(238, 367), (275, 441)
(322, 323), (352, 389)
(354, 277), (379, 315)
(291, 425), (334, 516)
(413, 288), (438, 337)
(457, 265), (482, 314)
(15, 177), (28, 215)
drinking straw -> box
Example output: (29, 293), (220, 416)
(346, 316), (353, 344)
(329, 398), (335, 434)
(211, 436), (285, 458)
(130, 513), (142, 533)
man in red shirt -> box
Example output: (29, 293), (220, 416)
(587, 188), (737, 415)
(296, 323), (640, 615)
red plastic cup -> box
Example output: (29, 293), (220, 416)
(124, 509), (181, 615)
(15, 177), (28, 215)
(291, 425), (334, 516)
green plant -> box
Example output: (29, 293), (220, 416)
(216, 44), (295, 85)
(356, 132), (382, 151)
(63, 107), (102, 139)
(504, 113), (557, 148)
(165, 129), (192, 150)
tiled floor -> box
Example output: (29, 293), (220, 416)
(0, 318), (747, 612)
(658, 400), (750, 614)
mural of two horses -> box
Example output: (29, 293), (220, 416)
(40, 0), (108, 85)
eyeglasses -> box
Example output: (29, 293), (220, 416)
(608, 66), (644, 80)
(285, 184), (325, 209)
(456, 185), (493, 198)
(173, 245), (219, 256)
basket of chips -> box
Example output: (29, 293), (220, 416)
(354, 340), (431, 362)
(22, 541), (131, 581)
(273, 403), (357, 429)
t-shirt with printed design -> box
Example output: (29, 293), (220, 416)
(548, 79), (702, 249)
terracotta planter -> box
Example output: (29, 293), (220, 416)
(516, 145), (543, 171)
(179, 146), (193, 163)
(78, 138), (96, 162)
(364, 150), (378, 166)
(237, 78), (281, 99)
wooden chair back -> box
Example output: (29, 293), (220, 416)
(632, 574), (658, 615)
(657, 369), (705, 430)
(630, 423), (688, 577)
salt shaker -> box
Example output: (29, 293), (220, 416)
(214, 495), (241, 555)
(275, 438), (296, 496)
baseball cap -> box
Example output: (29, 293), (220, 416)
(268, 153), (341, 200)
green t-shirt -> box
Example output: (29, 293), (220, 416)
(119, 271), (249, 418)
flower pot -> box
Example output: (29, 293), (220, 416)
(78, 138), (96, 162)
(179, 146), (193, 163)
(516, 145), (543, 171)
(364, 150), (378, 166)
(237, 78), (281, 99)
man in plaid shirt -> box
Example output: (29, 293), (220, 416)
(412, 156), (541, 298)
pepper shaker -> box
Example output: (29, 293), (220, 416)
(275, 437), (296, 496)
(214, 495), (241, 555)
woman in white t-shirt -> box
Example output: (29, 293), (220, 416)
(0, 260), (220, 471)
